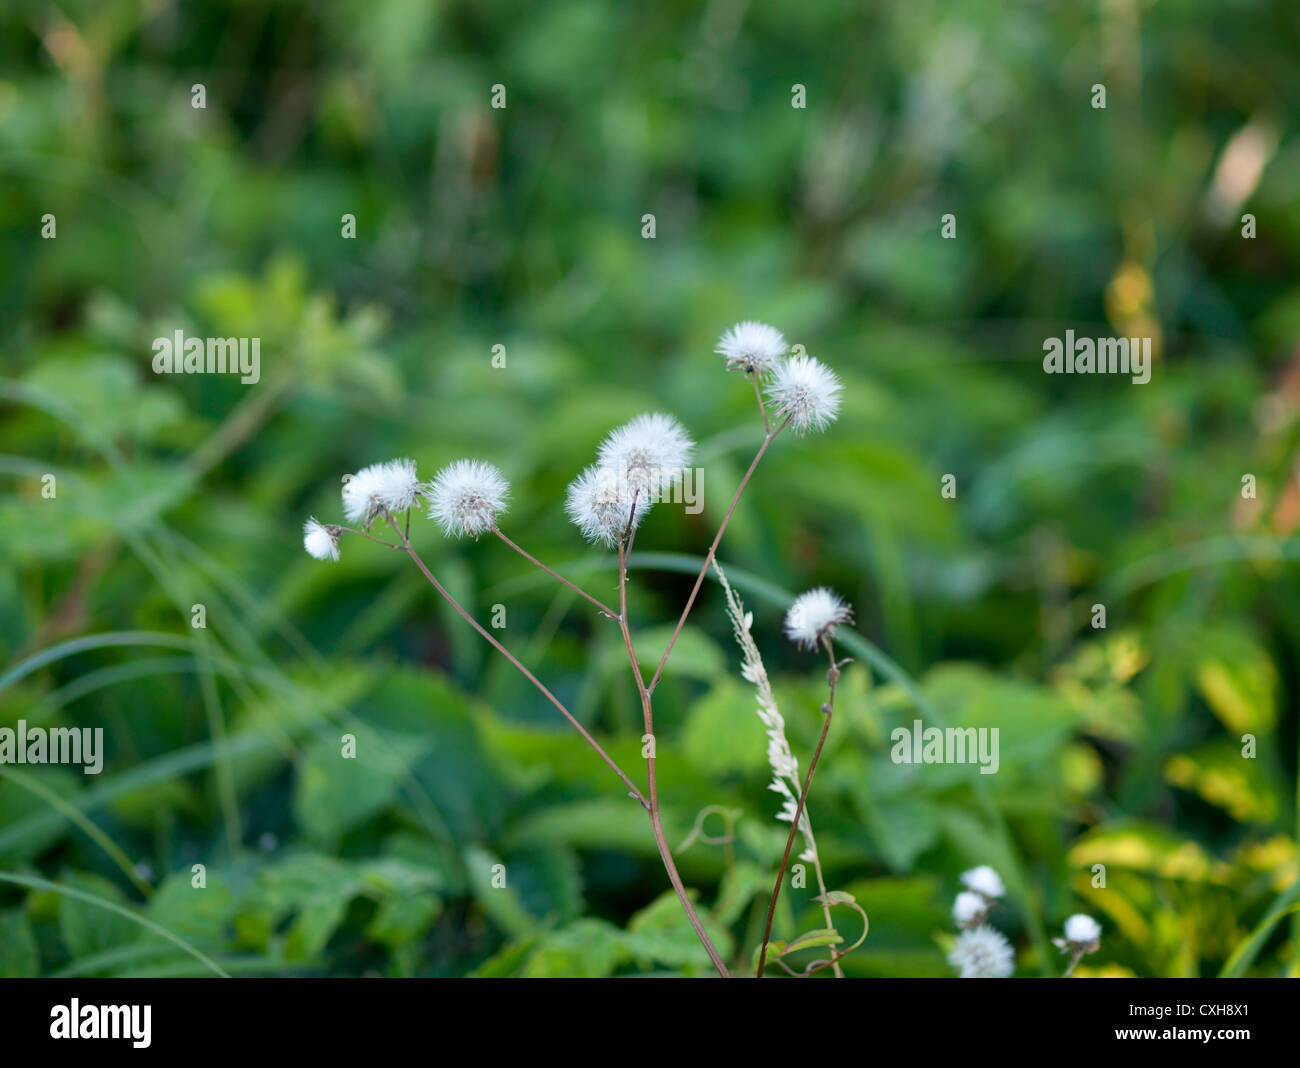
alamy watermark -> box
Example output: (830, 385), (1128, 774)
(50, 999), (150, 1048)
(0, 720), (103, 774)
(606, 460), (703, 515)
(1042, 331), (1151, 384)
(151, 331), (260, 384)
(890, 720), (999, 774)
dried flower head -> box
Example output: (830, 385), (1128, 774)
(565, 463), (649, 546)
(960, 865), (1005, 900)
(596, 412), (694, 499)
(953, 891), (987, 928)
(948, 925), (1015, 978)
(1063, 914), (1101, 947)
(715, 321), (788, 375)
(342, 458), (419, 525)
(784, 587), (853, 650)
(766, 355), (842, 435)
(427, 459), (510, 537)
(303, 517), (340, 561)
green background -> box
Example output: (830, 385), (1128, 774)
(1, 0), (1298, 977)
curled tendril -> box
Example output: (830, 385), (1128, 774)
(678, 804), (742, 852)
(766, 890), (869, 977)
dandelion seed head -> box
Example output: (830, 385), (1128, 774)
(342, 458), (419, 524)
(948, 925), (1015, 978)
(596, 412), (694, 497)
(766, 355), (842, 435)
(1063, 914), (1101, 947)
(427, 459), (509, 538)
(565, 464), (649, 546)
(715, 320), (787, 375)
(960, 865), (1005, 900)
(784, 587), (853, 650)
(303, 517), (340, 562)
(953, 891), (987, 927)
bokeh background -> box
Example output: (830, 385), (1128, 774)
(2, 0), (1299, 977)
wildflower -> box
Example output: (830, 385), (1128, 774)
(596, 412), (694, 499)
(948, 925), (1015, 978)
(565, 463), (650, 546)
(766, 355), (842, 435)
(343, 458), (419, 525)
(1062, 914), (1101, 949)
(784, 588), (853, 650)
(715, 321), (787, 375)
(960, 865), (1005, 900)
(303, 518), (340, 562)
(953, 891), (987, 928)
(427, 459), (509, 538)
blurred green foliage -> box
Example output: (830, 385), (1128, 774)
(2, 0), (1299, 977)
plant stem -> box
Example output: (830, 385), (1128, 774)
(756, 638), (843, 978)
(647, 416), (787, 695)
(617, 535), (730, 977)
(492, 526), (620, 619)
(751, 372), (770, 434)
(392, 522), (648, 809)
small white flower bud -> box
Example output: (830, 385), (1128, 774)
(303, 517), (340, 561)
(953, 891), (986, 927)
(960, 865), (1005, 899)
(784, 588), (853, 650)
(1063, 913), (1101, 947)
(715, 321), (787, 375)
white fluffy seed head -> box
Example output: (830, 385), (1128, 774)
(303, 517), (340, 562)
(960, 865), (1005, 899)
(565, 463), (649, 547)
(948, 925), (1015, 978)
(953, 891), (987, 927)
(715, 321), (788, 375)
(784, 588), (853, 650)
(342, 458), (419, 525)
(596, 412), (694, 498)
(427, 460), (510, 538)
(1064, 914), (1101, 946)
(766, 355), (842, 435)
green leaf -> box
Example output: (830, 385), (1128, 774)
(366, 892), (442, 949)
(463, 845), (536, 938)
(682, 680), (768, 776)
(293, 724), (432, 845)
(521, 919), (628, 978)
(243, 854), (362, 960)
(780, 927), (844, 955)
(820, 890), (857, 906)
(623, 889), (734, 970)
(1164, 741), (1278, 823)
(712, 861), (769, 927)
(0, 908), (38, 976)
(58, 872), (139, 959)
(144, 871), (235, 949)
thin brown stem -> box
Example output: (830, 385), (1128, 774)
(391, 521), (648, 809)
(647, 416), (788, 695)
(756, 638), (844, 978)
(339, 526), (403, 550)
(492, 526), (619, 619)
(617, 538), (731, 978)
(751, 371), (770, 434)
